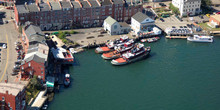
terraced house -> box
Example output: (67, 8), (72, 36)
(14, 0), (143, 30)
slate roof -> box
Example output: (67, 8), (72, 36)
(24, 25), (44, 38)
(81, 1), (91, 8)
(101, 0), (112, 6)
(16, 5), (29, 14)
(24, 52), (46, 64)
(112, 0), (124, 4)
(71, 1), (81, 8)
(132, 12), (149, 23)
(39, 3), (50, 11)
(60, 1), (72, 9)
(88, 0), (100, 7)
(104, 16), (117, 26)
(26, 4), (39, 12)
(50, 2), (61, 10)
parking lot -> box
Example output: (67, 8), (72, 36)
(0, 5), (20, 83)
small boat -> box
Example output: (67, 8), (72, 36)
(141, 39), (147, 42)
(187, 35), (213, 42)
(101, 40), (134, 60)
(147, 37), (160, 43)
(64, 74), (70, 87)
(111, 43), (151, 65)
(95, 36), (130, 54)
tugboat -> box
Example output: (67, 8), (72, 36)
(64, 74), (70, 87)
(101, 40), (134, 60)
(111, 43), (151, 65)
(187, 35), (213, 43)
(95, 36), (129, 54)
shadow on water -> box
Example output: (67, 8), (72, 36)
(72, 57), (80, 66)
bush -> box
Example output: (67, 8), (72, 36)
(70, 30), (77, 34)
(169, 3), (180, 15)
(64, 31), (70, 34)
(62, 39), (68, 44)
(58, 32), (66, 39)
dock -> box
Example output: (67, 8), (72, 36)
(166, 36), (189, 39)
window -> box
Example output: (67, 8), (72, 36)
(114, 25), (117, 29)
(2, 97), (5, 101)
(28, 62), (31, 67)
(41, 71), (43, 74)
(8, 102), (10, 107)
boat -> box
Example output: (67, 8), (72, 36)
(147, 37), (160, 43)
(141, 39), (147, 42)
(95, 36), (129, 54)
(187, 35), (213, 42)
(101, 40), (134, 60)
(64, 74), (70, 87)
(111, 43), (151, 65)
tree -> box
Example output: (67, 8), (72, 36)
(201, 0), (212, 7)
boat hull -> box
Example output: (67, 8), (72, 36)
(101, 53), (121, 60)
(187, 37), (213, 42)
(95, 47), (112, 54)
(111, 51), (150, 65)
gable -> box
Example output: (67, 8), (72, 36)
(140, 18), (154, 24)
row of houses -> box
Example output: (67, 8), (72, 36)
(14, 0), (143, 30)
(20, 22), (49, 81)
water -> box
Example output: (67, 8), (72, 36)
(48, 36), (220, 110)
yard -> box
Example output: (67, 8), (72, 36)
(198, 23), (220, 31)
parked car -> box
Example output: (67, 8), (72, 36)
(199, 15), (204, 19)
(172, 26), (176, 28)
(180, 26), (183, 28)
(2, 44), (7, 49)
(159, 3), (166, 7)
(184, 26), (187, 28)
(146, 6), (152, 8)
(206, 14), (210, 17)
(5, 20), (8, 24)
(160, 18), (165, 22)
(216, 12), (220, 14)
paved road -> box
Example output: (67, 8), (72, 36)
(0, 6), (20, 83)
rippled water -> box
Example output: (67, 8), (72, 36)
(49, 36), (220, 110)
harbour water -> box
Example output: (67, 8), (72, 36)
(48, 36), (220, 110)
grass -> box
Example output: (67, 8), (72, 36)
(198, 23), (220, 32)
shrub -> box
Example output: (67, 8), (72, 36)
(70, 30), (77, 34)
(169, 3), (180, 15)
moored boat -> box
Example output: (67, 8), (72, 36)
(187, 35), (213, 43)
(111, 43), (151, 65)
(64, 74), (70, 87)
(95, 36), (129, 54)
(147, 37), (160, 43)
(101, 40), (134, 60)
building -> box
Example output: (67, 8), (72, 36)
(103, 16), (130, 35)
(0, 82), (26, 110)
(14, 0), (143, 30)
(208, 14), (220, 28)
(20, 22), (49, 81)
(131, 12), (155, 34)
(172, 0), (201, 16)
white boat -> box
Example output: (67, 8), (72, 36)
(187, 35), (213, 43)
(64, 74), (70, 87)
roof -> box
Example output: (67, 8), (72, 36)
(81, 1), (91, 8)
(39, 3), (50, 11)
(132, 12), (149, 23)
(119, 22), (130, 27)
(88, 0), (100, 7)
(31, 90), (47, 108)
(210, 14), (220, 22)
(104, 16), (117, 26)
(24, 51), (47, 64)
(0, 83), (25, 96)
(26, 4), (39, 12)
(28, 43), (49, 55)
(16, 5), (29, 14)
(25, 25), (44, 38)
(71, 1), (81, 8)
(49, 2), (61, 10)
(101, 0), (112, 6)
(112, 0), (124, 4)
(60, 1), (72, 9)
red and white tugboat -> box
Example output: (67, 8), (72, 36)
(101, 40), (134, 60)
(64, 74), (70, 87)
(111, 43), (151, 65)
(95, 36), (129, 54)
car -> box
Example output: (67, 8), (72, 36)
(5, 20), (8, 24)
(11, 71), (18, 76)
(6, 7), (13, 10)
(2, 44), (7, 49)
(199, 15), (204, 19)
(146, 6), (152, 8)
(172, 26), (176, 28)
(159, 3), (166, 7)
(216, 12), (220, 14)
(184, 26), (187, 28)
(160, 18), (165, 22)
(206, 14), (210, 17)
(180, 26), (183, 28)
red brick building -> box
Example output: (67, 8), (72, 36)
(14, 0), (143, 30)
(0, 83), (26, 110)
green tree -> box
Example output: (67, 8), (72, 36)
(201, 0), (212, 7)
(169, 3), (180, 15)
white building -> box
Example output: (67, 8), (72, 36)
(103, 16), (130, 35)
(131, 12), (155, 35)
(172, 0), (201, 16)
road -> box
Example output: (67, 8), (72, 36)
(0, 5), (20, 83)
